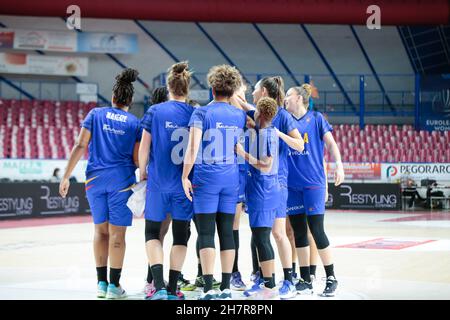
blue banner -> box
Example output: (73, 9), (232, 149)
(77, 32), (138, 54)
(420, 74), (450, 131)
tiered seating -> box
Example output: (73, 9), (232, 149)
(325, 124), (450, 163)
(1, 100), (449, 162)
(0, 99), (95, 159)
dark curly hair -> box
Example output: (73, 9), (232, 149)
(113, 68), (138, 107)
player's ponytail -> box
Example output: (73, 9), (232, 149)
(293, 83), (313, 109)
(260, 76), (285, 106)
(113, 68), (138, 107)
(167, 61), (191, 97)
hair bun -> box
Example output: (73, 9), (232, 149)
(171, 61), (189, 75)
(116, 68), (139, 83)
(302, 83), (312, 96)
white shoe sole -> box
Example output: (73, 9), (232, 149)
(106, 292), (127, 299)
(297, 289), (314, 295)
(97, 291), (106, 298)
(231, 286), (246, 291)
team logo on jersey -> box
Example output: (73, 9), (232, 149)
(165, 121), (180, 129)
(216, 122), (238, 130)
(386, 165), (398, 178)
(106, 112), (127, 123)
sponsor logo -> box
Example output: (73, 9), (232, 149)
(386, 165), (398, 178)
(102, 124), (125, 135)
(216, 122), (238, 130)
(287, 205), (304, 213)
(0, 197), (33, 215)
(40, 186), (80, 213)
(339, 185), (397, 208)
(165, 121), (182, 129)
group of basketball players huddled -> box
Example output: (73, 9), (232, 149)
(59, 61), (345, 300)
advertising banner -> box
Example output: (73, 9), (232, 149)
(13, 28), (77, 52)
(327, 162), (381, 180)
(420, 75), (450, 131)
(0, 53), (88, 76)
(326, 183), (401, 210)
(382, 163), (450, 182)
(0, 159), (87, 182)
(77, 32), (138, 54)
(0, 30), (14, 49)
(0, 183), (90, 219)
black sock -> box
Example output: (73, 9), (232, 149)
(272, 273), (275, 284)
(220, 273), (231, 291)
(300, 266), (311, 283)
(147, 265), (153, 283)
(197, 263), (203, 277)
(310, 265), (317, 277)
(151, 264), (165, 291)
(232, 230), (239, 273)
(263, 277), (275, 289)
(283, 268), (293, 283)
(324, 264), (335, 278)
(203, 274), (213, 293)
(168, 269), (180, 295)
(251, 235), (259, 274)
(292, 262), (297, 275)
(109, 268), (122, 287)
(96, 266), (107, 284)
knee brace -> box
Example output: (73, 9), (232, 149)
(172, 220), (190, 246)
(217, 213), (235, 251)
(145, 220), (162, 242)
(289, 214), (309, 248)
(307, 215), (330, 250)
(251, 227), (274, 262)
(196, 214), (216, 250)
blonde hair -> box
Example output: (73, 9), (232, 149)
(257, 97), (278, 121)
(167, 61), (191, 97)
(207, 64), (242, 98)
(292, 83), (312, 108)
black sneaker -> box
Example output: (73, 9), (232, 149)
(321, 276), (338, 297)
(295, 279), (313, 295)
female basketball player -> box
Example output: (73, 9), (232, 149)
(235, 97), (280, 300)
(236, 77), (304, 299)
(139, 62), (195, 300)
(284, 83), (344, 297)
(182, 65), (245, 300)
(59, 68), (142, 299)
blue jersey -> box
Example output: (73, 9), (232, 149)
(189, 101), (246, 187)
(246, 126), (280, 211)
(141, 101), (195, 192)
(287, 111), (332, 189)
(82, 107), (142, 175)
(248, 107), (296, 186)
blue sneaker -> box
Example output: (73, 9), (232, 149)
(146, 288), (168, 300)
(279, 280), (296, 300)
(198, 290), (218, 300)
(243, 278), (264, 297)
(106, 284), (127, 299)
(217, 289), (232, 300)
(97, 281), (108, 298)
(230, 272), (246, 291)
(250, 271), (261, 284)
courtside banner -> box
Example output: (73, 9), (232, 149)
(327, 163), (381, 180)
(0, 159), (87, 182)
(0, 183), (90, 219)
(383, 163), (450, 182)
(326, 183), (401, 210)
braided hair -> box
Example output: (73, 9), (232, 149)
(113, 68), (139, 107)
